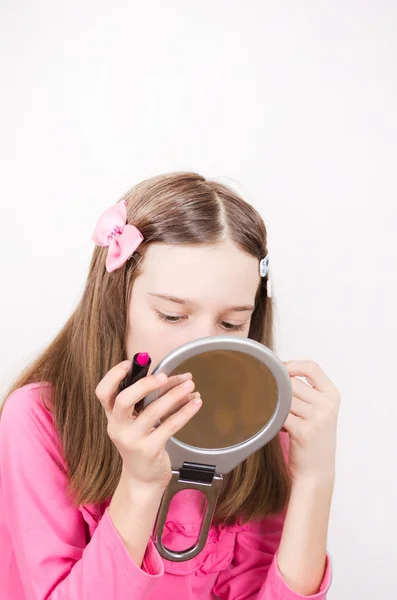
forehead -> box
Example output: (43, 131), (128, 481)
(135, 241), (260, 307)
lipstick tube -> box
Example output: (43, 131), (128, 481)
(117, 353), (152, 413)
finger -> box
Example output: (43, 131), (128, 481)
(95, 360), (132, 418)
(284, 360), (335, 394)
(112, 371), (168, 425)
(160, 392), (201, 422)
(123, 372), (191, 420)
(290, 377), (319, 404)
(134, 392), (201, 436)
(133, 378), (196, 435)
(290, 396), (313, 419)
(157, 372), (192, 397)
(149, 394), (202, 447)
(282, 412), (302, 438)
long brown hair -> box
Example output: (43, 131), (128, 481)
(1, 172), (291, 525)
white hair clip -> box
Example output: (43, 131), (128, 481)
(260, 254), (272, 297)
(260, 255), (269, 277)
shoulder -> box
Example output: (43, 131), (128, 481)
(1, 382), (53, 430)
(0, 382), (66, 469)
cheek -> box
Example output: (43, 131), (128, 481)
(125, 305), (181, 370)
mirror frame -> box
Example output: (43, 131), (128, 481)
(143, 335), (292, 474)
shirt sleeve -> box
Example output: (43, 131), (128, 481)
(212, 513), (332, 600)
(0, 386), (164, 600)
(212, 432), (333, 600)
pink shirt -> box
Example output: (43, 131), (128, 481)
(0, 383), (332, 599)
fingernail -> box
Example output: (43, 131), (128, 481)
(181, 379), (194, 390)
(179, 372), (192, 381)
(188, 392), (201, 401)
(191, 396), (202, 405)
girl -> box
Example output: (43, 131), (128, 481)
(0, 172), (340, 599)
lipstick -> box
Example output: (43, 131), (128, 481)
(118, 353), (152, 398)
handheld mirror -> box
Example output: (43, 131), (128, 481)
(142, 335), (292, 562)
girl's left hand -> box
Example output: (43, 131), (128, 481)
(281, 360), (341, 481)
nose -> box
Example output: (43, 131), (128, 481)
(187, 320), (219, 342)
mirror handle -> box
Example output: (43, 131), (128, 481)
(153, 467), (223, 562)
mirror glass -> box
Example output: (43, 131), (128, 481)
(164, 350), (278, 449)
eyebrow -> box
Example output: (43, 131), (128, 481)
(148, 293), (255, 312)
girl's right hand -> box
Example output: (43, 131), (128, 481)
(95, 361), (202, 490)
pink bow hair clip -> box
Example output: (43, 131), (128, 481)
(91, 200), (144, 273)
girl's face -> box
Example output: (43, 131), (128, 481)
(125, 239), (261, 371)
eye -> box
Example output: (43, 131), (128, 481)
(155, 311), (246, 332)
(156, 312), (185, 324)
(221, 321), (245, 332)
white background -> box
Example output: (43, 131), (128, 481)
(1, 1), (396, 597)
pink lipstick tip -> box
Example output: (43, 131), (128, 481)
(136, 352), (150, 367)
